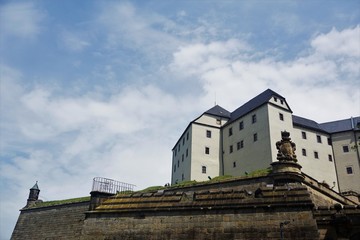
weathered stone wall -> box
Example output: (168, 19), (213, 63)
(81, 208), (319, 240)
(11, 201), (89, 240)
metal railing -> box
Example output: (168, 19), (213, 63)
(92, 177), (135, 194)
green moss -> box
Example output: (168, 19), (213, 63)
(31, 196), (90, 208)
(247, 168), (272, 177)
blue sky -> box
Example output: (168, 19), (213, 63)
(0, 0), (359, 238)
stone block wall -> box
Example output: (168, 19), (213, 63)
(81, 208), (319, 240)
(11, 201), (89, 240)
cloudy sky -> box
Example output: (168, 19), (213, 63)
(0, 0), (359, 238)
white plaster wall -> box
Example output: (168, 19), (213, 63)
(292, 126), (338, 191)
(222, 105), (272, 176)
(331, 131), (360, 193)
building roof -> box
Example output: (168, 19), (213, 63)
(204, 105), (231, 118)
(30, 182), (40, 190)
(292, 115), (326, 132)
(227, 89), (290, 125)
(320, 117), (360, 133)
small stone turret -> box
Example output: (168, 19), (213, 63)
(26, 181), (40, 208)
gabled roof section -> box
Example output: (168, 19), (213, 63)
(204, 105), (231, 118)
(292, 115), (327, 133)
(30, 182), (40, 190)
(228, 89), (290, 124)
(320, 117), (360, 133)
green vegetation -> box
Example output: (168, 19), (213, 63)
(246, 167), (272, 177)
(32, 196), (90, 208)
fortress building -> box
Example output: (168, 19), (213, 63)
(171, 89), (360, 194)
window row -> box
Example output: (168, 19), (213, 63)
(273, 96), (284, 105)
(301, 131), (332, 145)
(228, 134), (258, 154)
(301, 148), (333, 161)
(228, 114), (258, 137)
(173, 148), (189, 172)
(174, 132), (190, 156)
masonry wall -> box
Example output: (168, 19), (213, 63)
(11, 201), (89, 240)
(81, 208), (319, 240)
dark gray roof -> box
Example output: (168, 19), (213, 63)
(30, 182), (39, 190)
(320, 117), (360, 133)
(292, 115), (326, 132)
(228, 89), (290, 124)
(204, 105), (231, 118)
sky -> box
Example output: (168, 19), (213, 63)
(0, 0), (359, 238)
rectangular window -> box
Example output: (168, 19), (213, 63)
(343, 145), (349, 153)
(239, 121), (244, 130)
(174, 165), (176, 172)
(229, 127), (233, 136)
(229, 145), (233, 153)
(314, 151), (319, 159)
(206, 130), (211, 138)
(186, 148), (188, 157)
(175, 149), (177, 157)
(317, 135), (322, 143)
(252, 114), (257, 124)
(346, 166), (353, 174)
(182, 174), (184, 181)
(240, 140), (244, 149)
(279, 113), (284, 121)
(328, 154), (333, 162)
(302, 131), (307, 139)
(274, 97), (277, 102)
(186, 132), (189, 140)
(202, 166), (207, 174)
(205, 147), (210, 154)
(216, 119), (221, 125)
(233, 162), (236, 168)
(302, 148), (307, 156)
(327, 138), (332, 145)
(253, 133), (258, 142)
(280, 100), (284, 105)
(182, 154), (184, 162)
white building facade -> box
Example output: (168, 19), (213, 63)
(171, 89), (360, 194)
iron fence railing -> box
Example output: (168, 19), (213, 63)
(92, 177), (135, 194)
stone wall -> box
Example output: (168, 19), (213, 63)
(81, 208), (319, 240)
(11, 201), (89, 240)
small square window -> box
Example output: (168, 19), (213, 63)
(343, 145), (349, 153)
(279, 113), (284, 121)
(229, 127), (233, 136)
(233, 162), (236, 168)
(317, 135), (322, 143)
(205, 147), (210, 155)
(314, 151), (319, 159)
(216, 119), (221, 125)
(252, 114), (257, 124)
(253, 133), (258, 142)
(230, 145), (233, 153)
(302, 148), (307, 156)
(202, 166), (207, 174)
(206, 130), (211, 138)
(346, 166), (353, 174)
(328, 154), (333, 162)
(239, 121), (244, 130)
(302, 131), (307, 139)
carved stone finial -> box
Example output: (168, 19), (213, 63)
(276, 131), (297, 162)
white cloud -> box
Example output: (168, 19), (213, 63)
(0, 2), (45, 39)
(59, 30), (91, 52)
(311, 25), (360, 58)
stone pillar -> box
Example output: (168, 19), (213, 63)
(271, 131), (304, 185)
(88, 191), (114, 211)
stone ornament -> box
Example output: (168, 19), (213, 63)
(276, 131), (297, 162)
